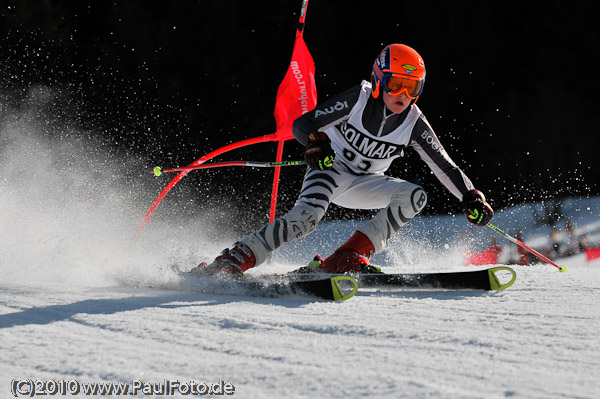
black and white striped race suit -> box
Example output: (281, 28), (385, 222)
(241, 80), (475, 267)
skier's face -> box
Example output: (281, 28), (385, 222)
(383, 90), (411, 114)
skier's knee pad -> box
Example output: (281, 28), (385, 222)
(241, 202), (323, 267)
(389, 184), (428, 219)
(282, 202), (323, 240)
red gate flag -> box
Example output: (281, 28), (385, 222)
(136, 3), (316, 238)
(268, 27), (317, 221)
(273, 29), (317, 140)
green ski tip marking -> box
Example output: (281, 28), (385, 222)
(487, 266), (517, 290)
(153, 166), (163, 176)
(558, 265), (567, 273)
(330, 275), (358, 301)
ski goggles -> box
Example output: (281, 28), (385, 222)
(382, 74), (424, 99)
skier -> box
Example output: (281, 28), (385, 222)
(193, 43), (494, 277)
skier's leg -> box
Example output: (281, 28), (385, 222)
(357, 182), (427, 253)
(319, 177), (427, 272)
(192, 202), (327, 277)
(195, 168), (348, 276)
(242, 167), (357, 266)
(242, 202), (325, 266)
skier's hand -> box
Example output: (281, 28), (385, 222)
(463, 189), (494, 226)
(305, 132), (335, 170)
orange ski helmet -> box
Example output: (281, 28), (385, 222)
(371, 44), (426, 102)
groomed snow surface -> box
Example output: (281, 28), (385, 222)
(1, 255), (599, 399)
(2, 112), (599, 398)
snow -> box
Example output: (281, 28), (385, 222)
(2, 107), (600, 398)
(2, 260), (599, 398)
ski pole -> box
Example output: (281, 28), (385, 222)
(486, 222), (567, 272)
(152, 160), (306, 176)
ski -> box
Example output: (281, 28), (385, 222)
(181, 273), (358, 301)
(288, 266), (516, 291)
(355, 266), (516, 291)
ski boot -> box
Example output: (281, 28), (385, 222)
(190, 242), (256, 279)
(304, 231), (382, 274)
(309, 253), (382, 274)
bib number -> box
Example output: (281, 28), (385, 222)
(342, 149), (373, 172)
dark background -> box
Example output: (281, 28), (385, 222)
(2, 0), (599, 228)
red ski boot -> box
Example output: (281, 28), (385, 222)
(319, 231), (380, 273)
(191, 242), (256, 279)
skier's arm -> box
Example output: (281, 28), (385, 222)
(292, 85), (361, 146)
(409, 116), (475, 200)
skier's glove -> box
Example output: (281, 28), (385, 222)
(462, 189), (494, 226)
(305, 132), (335, 171)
